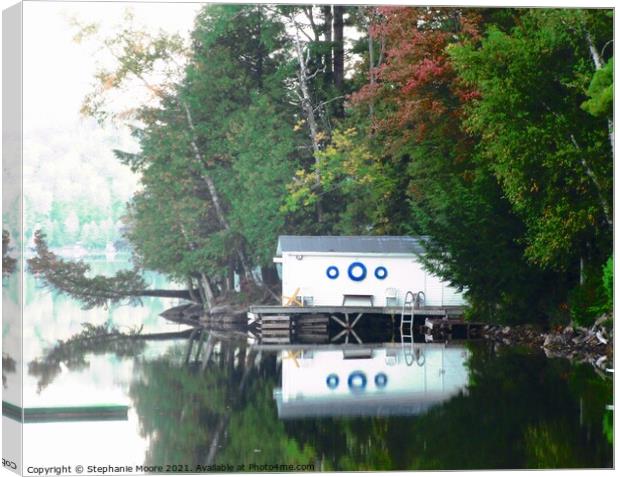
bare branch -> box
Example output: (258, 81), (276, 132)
(314, 95), (346, 112)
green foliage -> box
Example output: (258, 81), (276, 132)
(450, 9), (612, 271)
(602, 410), (613, 445)
(64, 6), (613, 323)
(567, 256), (612, 326)
(523, 423), (584, 468)
(602, 255), (613, 309)
(567, 268), (608, 327)
(117, 5), (302, 291)
(28, 231), (147, 309)
(582, 58), (613, 117)
(216, 94), (300, 267)
(283, 127), (392, 234)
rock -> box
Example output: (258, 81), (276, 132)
(563, 325), (574, 335)
(585, 335), (598, 345)
(544, 334), (564, 347)
(502, 326), (511, 334)
(595, 356), (608, 368)
(594, 314), (611, 327)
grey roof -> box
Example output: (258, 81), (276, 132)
(276, 235), (428, 255)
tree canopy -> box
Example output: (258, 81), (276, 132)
(31, 5), (612, 322)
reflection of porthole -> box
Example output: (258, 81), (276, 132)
(326, 266), (339, 280)
(348, 371), (367, 392)
(348, 262), (367, 282)
(374, 266), (388, 280)
(375, 372), (388, 388)
(326, 374), (339, 389)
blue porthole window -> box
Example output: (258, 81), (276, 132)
(326, 374), (339, 389)
(347, 371), (367, 392)
(374, 266), (388, 280)
(348, 262), (367, 282)
(326, 266), (339, 280)
(375, 372), (388, 388)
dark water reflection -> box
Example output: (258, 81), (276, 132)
(129, 338), (613, 471)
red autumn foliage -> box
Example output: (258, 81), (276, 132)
(352, 7), (482, 151)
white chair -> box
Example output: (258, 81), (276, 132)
(385, 288), (399, 306)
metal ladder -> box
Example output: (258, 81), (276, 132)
(400, 291), (416, 337)
(400, 291), (416, 365)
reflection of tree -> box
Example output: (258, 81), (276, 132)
(567, 363), (614, 448)
(283, 412), (400, 470)
(2, 230), (17, 277)
(284, 344), (613, 470)
(28, 323), (192, 392)
(130, 341), (612, 470)
(2, 353), (16, 388)
(218, 378), (315, 467)
(130, 339), (315, 467)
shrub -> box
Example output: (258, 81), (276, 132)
(568, 256), (613, 327)
(602, 256), (613, 310)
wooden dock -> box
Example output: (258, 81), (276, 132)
(250, 340), (470, 352)
(249, 305), (466, 318)
(248, 304), (477, 345)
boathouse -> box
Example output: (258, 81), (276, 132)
(273, 235), (466, 308)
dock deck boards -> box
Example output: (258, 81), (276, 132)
(250, 341), (473, 352)
(249, 305), (466, 316)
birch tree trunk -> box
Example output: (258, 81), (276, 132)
(178, 222), (216, 311)
(291, 25), (324, 222)
(322, 6), (333, 83)
(181, 101), (255, 281)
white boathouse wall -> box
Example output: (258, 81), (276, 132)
(276, 236), (467, 307)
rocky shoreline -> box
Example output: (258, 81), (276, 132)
(482, 314), (613, 375)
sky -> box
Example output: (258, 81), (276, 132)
(22, 1), (201, 132)
(14, 1), (204, 249)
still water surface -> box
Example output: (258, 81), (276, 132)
(4, 258), (613, 471)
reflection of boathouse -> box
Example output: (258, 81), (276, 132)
(273, 344), (470, 418)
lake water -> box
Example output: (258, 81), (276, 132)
(3, 258), (613, 472)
